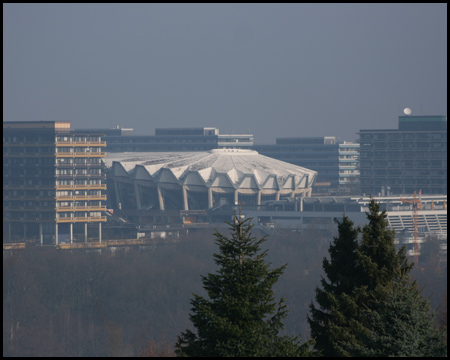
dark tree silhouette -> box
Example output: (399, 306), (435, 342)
(175, 215), (311, 357)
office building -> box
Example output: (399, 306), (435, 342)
(358, 115), (447, 196)
(253, 137), (360, 194)
(3, 121), (107, 244)
(89, 127), (254, 152)
(76, 125), (134, 137)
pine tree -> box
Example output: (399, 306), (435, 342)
(308, 199), (415, 356)
(175, 215), (311, 357)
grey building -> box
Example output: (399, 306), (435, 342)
(3, 121), (107, 244)
(358, 115), (447, 196)
(253, 137), (360, 194)
(90, 127), (254, 152)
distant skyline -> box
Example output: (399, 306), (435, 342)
(3, 3), (447, 144)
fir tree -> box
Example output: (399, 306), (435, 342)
(347, 275), (447, 357)
(307, 214), (365, 357)
(308, 199), (415, 356)
(358, 199), (413, 292)
(175, 215), (311, 357)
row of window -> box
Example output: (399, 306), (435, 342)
(361, 151), (445, 159)
(361, 160), (444, 168)
(4, 190), (55, 197)
(6, 211), (55, 219)
(4, 146), (54, 154)
(56, 168), (101, 175)
(56, 147), (103, 153)
(360, 133), (445, 140)
(57, 201), (101, 207)
(56, 179), (103, 185)
(108, 138), (217, 144)
(258, 147), (354, 153)
(361, 179), (446, 186)
(57, 212), (102, 218)
(4, 135), (55, 143)
(56, 157), (102, 164)
(362, 142), (445, 149)
(57, 135), (101, 142)
(6, 200), (55, 208)
(56, 190), (103, 196)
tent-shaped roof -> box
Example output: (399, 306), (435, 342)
(104, 149), (317, 189)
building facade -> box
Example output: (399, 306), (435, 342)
(87, 127), (254, 152)
(253, 137), (360, 194)
(3, 121), (107, 244)
(358, 115), (447, 196)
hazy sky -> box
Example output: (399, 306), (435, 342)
(3, 4), (447, 144)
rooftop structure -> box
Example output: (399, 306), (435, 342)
(76, 125), (134, 137)
(104, 149), (317, 211)
(91, 126), (254, 152)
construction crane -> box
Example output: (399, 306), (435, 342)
(399, 190), (422, 264)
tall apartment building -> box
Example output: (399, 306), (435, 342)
(358, 115), (447, 196)
(253, 137), (360, 194)
(3, 121), (107, 244)
(86, 127), (254, 152)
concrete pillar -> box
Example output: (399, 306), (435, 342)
(39, 223), (43, 245)
(55, 223), (59, 245)
(234, 189), (239, 205)
(99, 222), (102, 243)
(208, 188), (213, 209)
(257, 190), (261, 206)
(85, 223), (88, 243)
(157, 185), (165, 211)
(134, 183), (142, 209)
(275, 191), (280, 201)
(113, 179), (121, 209)
(70, 223), (73, 244)
(182, 185), (189, 210)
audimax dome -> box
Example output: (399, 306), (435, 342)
(104, 149), (317, 211)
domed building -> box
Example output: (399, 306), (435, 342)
(104, 149), (317, 211)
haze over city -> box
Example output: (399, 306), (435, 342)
(3, 3), (447, 144)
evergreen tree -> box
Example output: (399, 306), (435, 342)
(358, 200), (413, 292)
(307, 214), (366, 357)
(347, 275), (447, 357)
(308, 199), (415, 356)
(175, 215), (311, 357)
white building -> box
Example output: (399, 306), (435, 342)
(104, 149), (317, 211)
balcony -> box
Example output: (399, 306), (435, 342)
(56, 205), (107, 212)
(56, 184), (106, 190)
(56, 216), (107, 223)
(56, 195), (107, 201)
(56, 141), (106, 147)
(56, 152), (106, 157)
